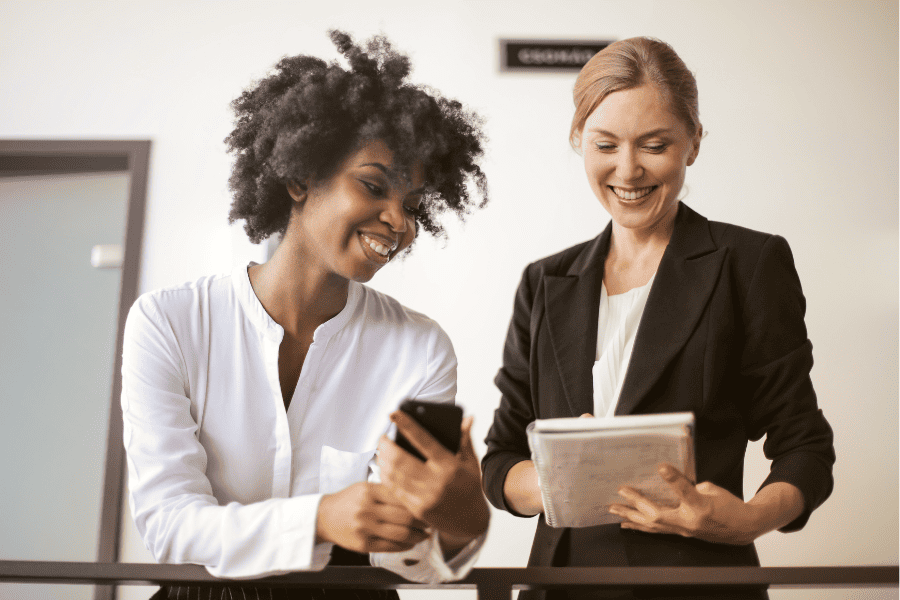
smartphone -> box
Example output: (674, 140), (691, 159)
(394, 399), (463, 461)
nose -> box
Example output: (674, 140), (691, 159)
(615, 148), (643, 182)
(380, 198), (408, 234)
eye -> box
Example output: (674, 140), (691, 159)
(360, 180), (384, 197)
(644, 144), (667, 153)
(594, 142), (616, 152)
(404, 200), (423, 217)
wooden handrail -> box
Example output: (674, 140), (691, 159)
(0, 561), (896, 600)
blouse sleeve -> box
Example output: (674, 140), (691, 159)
(121, 294), (331, 579)
(738, 235), (836, 531)
(369, 320), (488, 582)
(481, 264), (540, 516)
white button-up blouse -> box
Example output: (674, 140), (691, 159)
(121, 264), (484, 582)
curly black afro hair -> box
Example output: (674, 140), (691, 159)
(225, 30), (488, 244)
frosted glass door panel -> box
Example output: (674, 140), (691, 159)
(0, 173), (129, 600)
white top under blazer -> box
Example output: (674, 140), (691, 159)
(592, 275), (655, 418)
(121, 263), (484, 582)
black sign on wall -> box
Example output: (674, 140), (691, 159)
(500, 39), (613, 72)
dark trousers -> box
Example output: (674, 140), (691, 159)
(537, 526), (768, 600)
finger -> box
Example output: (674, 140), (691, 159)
(619, 521), (670, 535)
(609, 502), (655, 526)
(611, 503), (689, 536)
(377, 435), (424, 482)
(579, 413), (594, 418)
(365, 535), (419, 553)
(371, 494), (431, 530)
(391, 410), (453, 462)
(369, 480), (421, 510)
(617, 487), (661, 520)
(457, 415), (477, 461)
(370, 521), (431, 546)
(657, 464), (702, 505)
(621, 518), (693, 538)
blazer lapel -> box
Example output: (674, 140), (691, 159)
(615, 203), (726, 416)
(544, 225), (611, 417)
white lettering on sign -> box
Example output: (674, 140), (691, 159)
(517, 48), (596, 65)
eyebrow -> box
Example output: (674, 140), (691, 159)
(360, 162), (426, 194)
(587, 127), (673, 139)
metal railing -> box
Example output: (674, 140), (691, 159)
(0, 561), (896, 600)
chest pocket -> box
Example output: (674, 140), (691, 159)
(319, 445), (376, 495)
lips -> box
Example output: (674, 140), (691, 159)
(610, 185), (657, 201)
(359, 232), (397, 264)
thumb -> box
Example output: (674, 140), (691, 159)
(458, 415), (477, 460)
(658, 463), (701, 505)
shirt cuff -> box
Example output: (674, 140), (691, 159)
(437, 529), (487, 576)
(371, 528), (486, 583)
(205, 493), (331, 579)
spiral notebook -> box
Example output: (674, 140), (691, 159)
(525, 412), (695, 528)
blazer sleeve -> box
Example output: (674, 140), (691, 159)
(482, 264), (540, 516)
(738, 235), (835, 532)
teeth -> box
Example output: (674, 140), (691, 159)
(362, 234), (392, 257)
(612, 186), (654, 200)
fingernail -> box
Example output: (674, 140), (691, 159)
(659, 466), (672, 477)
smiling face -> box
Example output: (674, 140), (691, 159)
(580, 84), (701, 234)
(286, 139), (424, 283)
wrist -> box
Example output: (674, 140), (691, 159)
(504, 460), (543, 516)
(741, 499), (769, 542)
(439, 530), (476, 552)
(746, 482), (805, 539)
(314, 493), (335, 545)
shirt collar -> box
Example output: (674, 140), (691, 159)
(232, 262), (362, 343)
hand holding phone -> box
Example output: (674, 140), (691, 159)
(394, 399), (462, 461)
(378, 404), (490, 544)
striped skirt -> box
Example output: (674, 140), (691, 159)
(148, 547), (400, 600)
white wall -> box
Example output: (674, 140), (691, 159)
(1, 1), (895, 599)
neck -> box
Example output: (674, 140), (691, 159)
(248, 240), (349, 337)
(609, 203), (677, 262)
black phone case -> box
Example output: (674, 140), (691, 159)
(395, 400), (462, 461)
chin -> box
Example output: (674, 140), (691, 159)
(613, 201), (677, 229)
(350, 273), (377, 283)
(347, 264), (382, 283)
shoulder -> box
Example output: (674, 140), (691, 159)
(706, 218), (796, 281)
(127, 272), (233, 332)
(708, 218), (778, 252)
(353, 283), (454, 354)
(522, 237), (597, 281)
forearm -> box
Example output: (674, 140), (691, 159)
(746, 481), (805, 539)
(503, 460), (543, 516)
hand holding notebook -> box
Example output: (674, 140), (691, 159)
(526, 412), (695, 528)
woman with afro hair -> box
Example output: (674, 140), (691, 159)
(121, 30), (490, 599)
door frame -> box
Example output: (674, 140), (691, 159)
(0, 140), (150, 600)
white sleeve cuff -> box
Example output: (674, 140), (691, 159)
(370, 529), (486, 584)
(204, 494), (331, 579)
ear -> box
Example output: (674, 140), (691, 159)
(286, 180), (308, 203)
(686, 126), (702, 166)
(571, 130), (585, 156)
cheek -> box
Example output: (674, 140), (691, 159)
(399, 224), (416, 251)
(655, 159), (687, 187)
(583, 159), (604, 186)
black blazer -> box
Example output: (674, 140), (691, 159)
(482, 204), (835, 586)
